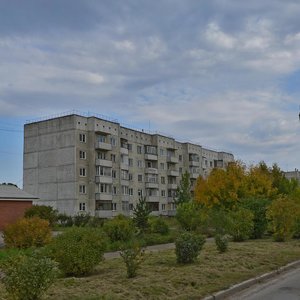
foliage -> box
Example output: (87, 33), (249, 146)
(266, 196), (299, 242)
(133, 197), (151, 233)
(24, 205), (58, 227)
(215, 234), (229, 253)
(175, 232), (206, 264)
(240, 198), (270, 239)
(73, 213), (91, 227)
(1, 251), (59, 300)
(176, 202), (207, 232)
(227, 208), (254, 242)
(103, 215), (134, 242)
(88, 216), (105, 228)
(149, 217), (170, 235)
(57, 213), (74, 227)
(120, 244), (145, 278)
(45, 227), (106, 276)
(3, 217), (52, 249)
(208, 207), (231, 235)
(175, 171), (192, 204)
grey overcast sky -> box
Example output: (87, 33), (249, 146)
(1, 0), (300, 185)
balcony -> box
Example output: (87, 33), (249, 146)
(121, 179), (129, 186)
(167, 197), (175, 203)
(145, 154), (158, 161)
(95, 210), (113, 218)
(145, 168), (158, 174)
(167, 156), (179, 164)
(167, 170), (179, 177)
(168, 183), (177, 190)
(95, 176), (113, 184)
(95, 159), (112, 167)
(95, 141), (112, 151)
(122, 195), (130, 202)
(147, 196), (159, 202)
(145, 182), (159, 189)
(120, 147), (129, 155)
(95, 193), (113, 201)
(120, 163), (129, 170)
(189, 160), (200, 167)
(167, 210), (176, 217)
(190, 173), (199, 179)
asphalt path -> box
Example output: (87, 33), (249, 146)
(229, 266), (300, 300)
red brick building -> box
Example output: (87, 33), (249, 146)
(0, 184), (38, 230)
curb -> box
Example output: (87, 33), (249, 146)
(203, 259), (300, 300)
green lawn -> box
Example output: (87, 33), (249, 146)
(1, 239), (300, 300)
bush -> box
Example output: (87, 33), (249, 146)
(208, 208), (231, 235)
(267, 196), (298, 242)
(227, 208), (254, 242)
(73, 213), (91, 227)
(103, 215), (134, 242)
(57, 213), (73, 227)
(45, 227), (106, 276)
(24, 205), (58, 227)
(120, 245), (145, 278)
(175, 232), (206, 264)
(149, 217), (169, 235)
(1, 251), (59, 300)
(215, 234), (229, 253)
(3, 217), (52, 249)
(88, 217), (105, 228)
(240, 198), (270, 239)
(176, 202), (207, 232)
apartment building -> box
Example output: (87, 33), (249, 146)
(23, 113), (234, 217)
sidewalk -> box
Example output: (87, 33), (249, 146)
(0, 232), (4, 248)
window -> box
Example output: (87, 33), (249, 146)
(210, 161), (213, 167)
(162, 204), (166, 210)
(122, 185), (129, 195)
(110, 137), (117, 146)
(79, 133), (86, 143)
(179, 167), (183, 174)
(111, 154), (116, 162)
(161, 176), (165, 184)
(129, 173), (133, 181)
(129, 203), (134, 210)
(112, 186), (117, 195)
(99, 183), (112, 194)
(128, 158), (133, 167)
(161, 190), (166, 197)
(112, 203), (117, 211)
(112, 170), (117, 178)
(179, 155), (182, 162)
(79, 168), (86, 177)
(129, 188), (133, 196)
(79, 202), (86, 211)
(138, 174), (143, 182)
(160, 163), (164, 170)
(160, 148), (165, 156)
(79, 150), (86, 159)
(137, 145), (142, 154)
(138, 189), (143, 197)
(96, 166), (111, 177)
(98, 152), (106, 159)
(121, 170), (129, 180)
(128, 144), (132, 151)
(145, 145), (157, 155)
(137, 160), (143, 168)
(98, 135), (106, 143)
(79, 185), (86, 194)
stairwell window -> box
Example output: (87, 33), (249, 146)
(79, 150), (86, 159)
(79, 133), (86, 143)
(79, 168), (86, 177)
(79, 202), (86, 211)
(79, 185), (86, 194)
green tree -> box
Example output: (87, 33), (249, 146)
(175, 171), (192, 205)
(24, 205), (58, 227)
(133, 197), (151, 233)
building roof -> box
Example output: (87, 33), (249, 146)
(0, 185), (38, 201)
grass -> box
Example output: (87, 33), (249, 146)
(1, 238), (300, 299)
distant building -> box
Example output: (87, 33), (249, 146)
(284, 169), (300, 183)
(0, 184), (38, 230)
(23, 113), (234, 217)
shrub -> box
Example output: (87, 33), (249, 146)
(240, 198), (270, 239)
(3, 217), (52, 249)
(45, 227), (106, 276)
(208, 208), (231, 235)
(133, 197), (151, 233)
(267, 196), (298, 242)
(1, 251), (59, 300)
(175, 232), (206, 264)
(24, 205), (58, 227)
(215, 234), (229, 253)
(120, 245), (145, 278)
(176, 202), (207, 232)
(88, 217), (105, 228)
(293, 216), (300, 239)
(103, 215), (134, 242)
(149, 217), (169, 235)
(227, 208), (254, 242)
(73, 213), (91, 227)
(57, 213), (73, 227)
